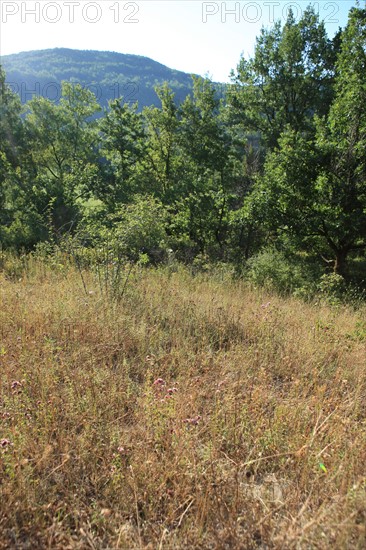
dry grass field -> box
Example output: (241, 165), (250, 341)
(1, 258), (365, 549)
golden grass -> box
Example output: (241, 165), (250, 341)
(0, 261), (365, 549)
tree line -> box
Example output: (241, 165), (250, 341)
(1, 6), (365, 291)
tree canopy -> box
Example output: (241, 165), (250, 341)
(1, 6), (365, 294)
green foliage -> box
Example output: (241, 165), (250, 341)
(179, 77), (229, 175)
(0, 67), (42, 248)
(81, 195), (168, 264)
(313, 7), (366, 272)
(0, 68), (23, 166)
(142, 83), (183, 199)
(317, 273), (346, 304)
(98, 100), (146, 203)
(109, 196), (168, 263)
(245, 8), (366, 277)
(317, 273), (366, 307)
(229, 6), (338, 149)
(24, 82), (101, 237)
(245, 247), (320, 297)
(1, 209), (46, 249)
(0, 8), (366, 303)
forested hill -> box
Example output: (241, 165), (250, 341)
(0, 48), (198, 108)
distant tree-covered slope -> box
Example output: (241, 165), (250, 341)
(0, 48), (199, 109)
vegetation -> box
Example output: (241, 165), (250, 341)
(0, 255), (366, 548)
(244, 7), (366, 278)
(1, 7), (365, 297)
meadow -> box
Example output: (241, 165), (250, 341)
(1, 257), (365, 549)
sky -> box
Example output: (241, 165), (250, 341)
(0, 0), (361, 82)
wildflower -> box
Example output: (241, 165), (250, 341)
(167, 387), (178, 395)
(1, 438), (11, 448)
(117, 446), (127, 455)
(11, 380), (22, 390)
(183, 415), (201, 426)
(153, 378), (165, 386)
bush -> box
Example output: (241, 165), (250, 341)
(317, 273), (346, 303)
(317, 272), (366, 307)
(112, 196), (168, 263)
(80, 195), (169, 264)
(245, 248), (319, 297)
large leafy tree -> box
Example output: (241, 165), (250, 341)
(0, 67), (23, 168)
(25, 82), (101, 235)
(315, 6), (366, 274)
(174, 77), (233, 255)
(229, 6), (339, 150)
(0, 66), (42, 247)
(98, 99), (146, 205)
(245, 7), (366, 276)
(0, 66), (22, 229)
(179, 76), (229, 176)
(142, 83), (183, 200)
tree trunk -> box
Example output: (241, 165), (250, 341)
(333, 247), (349, 277)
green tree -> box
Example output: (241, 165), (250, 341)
(179, 77), (228, 175)
(0, 66), (21, 233)
(172, 77), (233, 256)
(98, 99), (146, 204)
(229, 6), (338, 150)
(0, 66), (23, 168)
(0, 66), (42, 248)
(142, 83), (183, 200)
(25, 82), (101, 236)
(245, 7), (366, 277)
(315, 6), (366, 275)
(80, 195), (168, 264)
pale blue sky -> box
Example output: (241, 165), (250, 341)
(0, 1), (361, 82)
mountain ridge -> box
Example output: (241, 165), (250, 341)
(1, 47), (203, 109)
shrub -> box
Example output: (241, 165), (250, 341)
(245, 247), (319, 297)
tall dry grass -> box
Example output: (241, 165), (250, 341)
(0, 259), (365, 548)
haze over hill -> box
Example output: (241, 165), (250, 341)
(0, 48), (206, 109)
